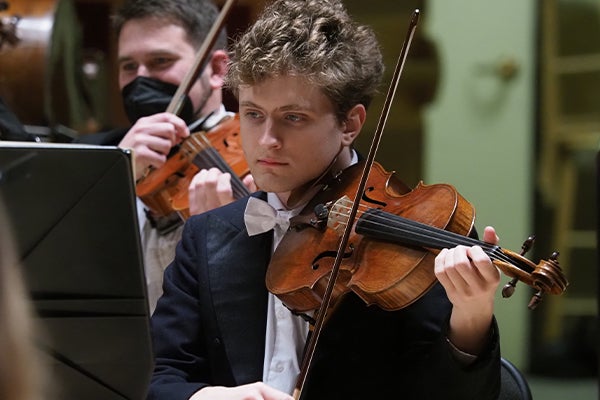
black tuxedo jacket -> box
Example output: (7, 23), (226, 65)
(148, 194), (500, 400)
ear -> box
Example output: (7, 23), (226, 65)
(341, 103), (366, 146)
(208, 49), (229, 89)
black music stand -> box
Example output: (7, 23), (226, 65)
(0, 142), (153, 400)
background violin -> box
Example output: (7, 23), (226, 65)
(136, 114), (251, 219)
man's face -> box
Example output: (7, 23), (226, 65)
(238, 75), (355, 205)
(117, 17), (210, 113)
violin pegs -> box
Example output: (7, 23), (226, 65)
(520, 234), (536, 256)
(528, 290), (543, 310)
(502, 278), (518, 298)
(502, 235), (535, 300)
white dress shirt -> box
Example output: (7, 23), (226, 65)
(261, 150), (359, 393)
(262, 192), (310, 394)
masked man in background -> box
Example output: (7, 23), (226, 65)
(77, 0), (254, 313)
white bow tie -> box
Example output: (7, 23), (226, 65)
(244, 197), (291, 236)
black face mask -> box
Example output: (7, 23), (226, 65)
(121, 76), (196, 125)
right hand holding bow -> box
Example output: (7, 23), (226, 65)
(119, 112), (189, 180)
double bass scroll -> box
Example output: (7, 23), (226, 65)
(0, 0), (56, 125)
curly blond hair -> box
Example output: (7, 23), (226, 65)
(227, 0), (384, 122)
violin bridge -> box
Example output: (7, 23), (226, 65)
(327, 195), (352, 236)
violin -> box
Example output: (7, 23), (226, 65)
(267, 159), (568, 314)
(135, 0), (248, 219)
(135, 114), (250, 219)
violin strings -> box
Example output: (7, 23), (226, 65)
(188, 134), (249, 199)
(364, 211), (513, 266)
(196, 135), (249, 198)
(331, 202), (514, 267)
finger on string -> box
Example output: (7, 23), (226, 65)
(444, 246), (473, 292)
(434, 248), (457, 291)
(467, 246), (500, 283)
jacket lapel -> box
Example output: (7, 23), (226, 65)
(205, 195), (273, 384)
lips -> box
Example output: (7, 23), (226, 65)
(257, 158), (287, 166)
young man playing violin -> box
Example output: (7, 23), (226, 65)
(78, 0), (254, 313)
(149, 0), (501, 399)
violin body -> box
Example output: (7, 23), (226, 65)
(135, 114), (250, 219)
(266, 160), (476, 312)
(267, 160), (567, 315)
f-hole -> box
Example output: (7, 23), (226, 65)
(362, 186), (387, 207)
(311, 244), (355, 270)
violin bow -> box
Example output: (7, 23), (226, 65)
(167, 0), (237, 116)
(292, 9), (421, 400)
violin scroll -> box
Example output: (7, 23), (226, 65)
(497, 243), (568, 310)
(527, 251), (567, 309)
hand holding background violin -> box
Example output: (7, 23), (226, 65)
(118, 112), (189, 181)
(121, 113), (256, 217)
(188, 167), (256, 215)
(135, 113), (253, 219)
(435, 226), (500, 355)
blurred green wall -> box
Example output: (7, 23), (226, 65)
(423, 0), (536, 368)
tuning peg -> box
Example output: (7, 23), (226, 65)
(528, 290), (543, 310)
(521, 235), (535, 254)
(502, 279), (517, 298)
(502, 234), (537, 298)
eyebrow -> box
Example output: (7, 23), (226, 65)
(117, 55), (133, 65)
(117, 50), (177, 65)
(238, 101), (259, 108)
(239, 101), (313, 112)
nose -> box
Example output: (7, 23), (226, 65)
(136, 65), (150, 77)
(258, 119), (281, 148)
